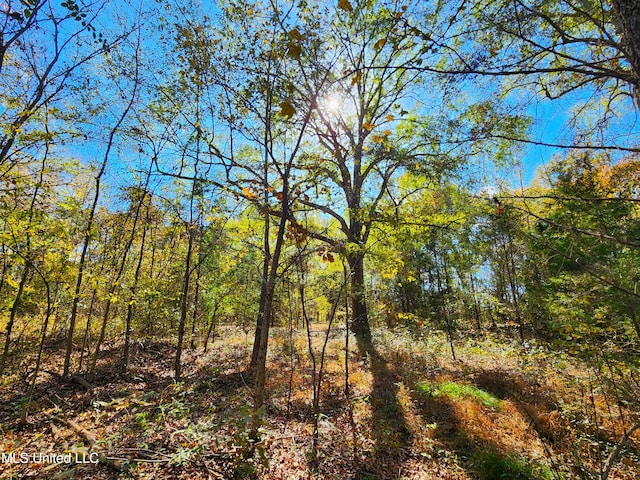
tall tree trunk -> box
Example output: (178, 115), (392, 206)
(90, 192), (147, 373)
(189, 256), (202, 349)
(78, 289), (97, 372)
(611, 0), (640, 105)
(347, 253), (371, 349)
(251, 165), (290, 435)
(145, 237), (157, 336)
(504, 233), (524, 343)
(13, 256), (52, 423)
(79, 230), (109, 372)
(174, 220), (194, 382)
(64, 89), (137, 377)
(250, 218), (272, 371)
(0, 264), (29, 376)
(123, 213), (148, 372)
(0, 245), (7, 300)
(122, 172), (152, 372)
(3, 145), (49, 376)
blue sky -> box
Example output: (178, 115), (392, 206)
(500, 86), (640, 189)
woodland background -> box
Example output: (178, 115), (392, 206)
(1, 0), (640, 478)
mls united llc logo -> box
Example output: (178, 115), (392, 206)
(1, 451), (100, 464)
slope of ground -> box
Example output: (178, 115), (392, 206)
(1, 325), (639, 479)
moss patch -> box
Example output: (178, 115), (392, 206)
(417, 381), (502, 410)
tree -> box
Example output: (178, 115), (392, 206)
(287, 0), (444, 347)
(63, 25), (142, 377)
(0, 0), (117, 178)
(522, 151), (640, 345)
(405, 0), (640, 150)
(0, 145), (76, 375)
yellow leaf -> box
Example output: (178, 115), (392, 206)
(338, 0), (353, 12)
(372, 134), (384, 144)
(362, 122), (375, 131)
(385, 114), (395, 122)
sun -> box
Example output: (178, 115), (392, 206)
(320, 93), (343, 114)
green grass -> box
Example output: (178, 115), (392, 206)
(417, 381), (502, 410)
(470, 449), (558, 480)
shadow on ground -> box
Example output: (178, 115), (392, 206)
(352, 337), (413, 479)
(407, 363), (569, 480)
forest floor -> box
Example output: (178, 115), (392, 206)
(1, 325), (639, 479)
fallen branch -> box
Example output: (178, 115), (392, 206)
(70, 374), (93, 391)
(42, 370), (94, 391)
(602, 421), (640, 480)
(49, 415), (128, 472)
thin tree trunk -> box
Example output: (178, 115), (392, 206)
(0, 264), (29, 376)
(2, 143), (49, 376)
(299, 253), (347, 465)
(123, 210), (149, 372)
(252, 169), (290, 435)
(122, 171), (152, 372)
(90, 196), (147, 373)
(344, 263), (350, 397)
(250, 218), (272, 371)
(78, 289), (97, 372)
(469, 273), (482, 330)
(19, 260), (52, 424)
(145, 237), (157, 336)
(286, 280), (295, 417)
(64, 82), (137, 377)
(90, 295), (115, 373)
(504, 234), (524, 343)
(246, 60), (323, 439)
(174, 219), (194, 382)
(0, 244), (7, 300)
(439, 254), (456, 361)
(203, 302), (220, 354)
(189, 259), (202, 350)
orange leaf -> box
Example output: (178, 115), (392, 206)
(338, 0), (353, 12)
(242, 187), (258, 200)
(374, 38), (386, 51)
